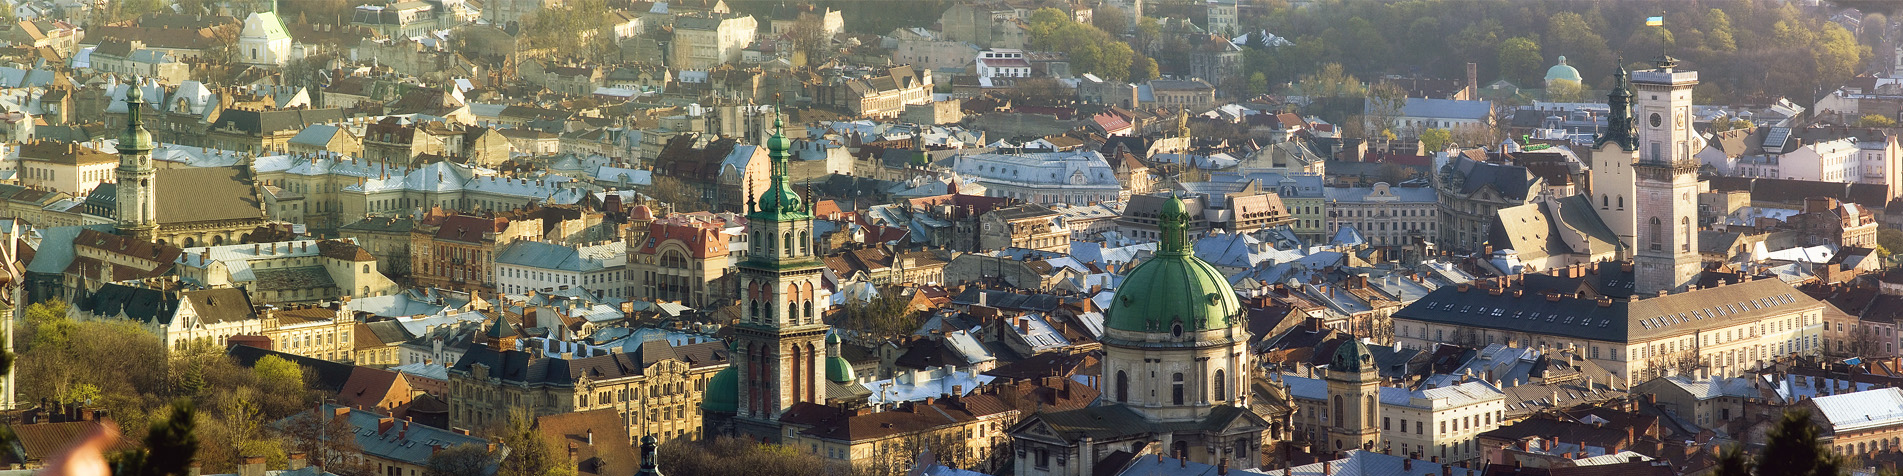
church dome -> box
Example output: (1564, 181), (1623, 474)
(1105, 196), (1243, 334)
(1545, 56), (1583, 86)
(700, 366), (739, 413)
(1330, 338), (1374, 373)
(629, 204), (654, 221)
(825, 333), (855, 384)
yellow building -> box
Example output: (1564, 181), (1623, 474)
(447, 317), (732, 444)
(1392, 276), (1826, 384)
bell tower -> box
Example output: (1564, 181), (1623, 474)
(1324, 339), (1381, 454)
(732, 116), (829, 441)
(115, 81), (158, 242)
(1630, 56), (1702, 294)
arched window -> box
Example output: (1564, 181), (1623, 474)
(1212, 369), (1225, 401)
(783, 232), (794, 256)
(1682, 217), (1692, 252)
(1333, 395), (1343, 426)
(1365, 395), (1376, 425)
(1617, 195), (1624, 210)
(1115, 371), (1128, 402)
(1171, 373), (1185, 405)
(803, 300), (813, 319)
(1648, 217), (1663, 251)
(799, 230), (809, 255)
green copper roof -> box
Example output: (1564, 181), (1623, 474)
(1544, 56), (1582, 84)
(748, 116), (808, 221)
(484, 312), (511, 339)
(119, 83), (153, 152)
(700, 366), (738, 413)
(1105, 196), (1242, 333)
(1331, 339), (1374, 373)
(826, 355), (855, 384)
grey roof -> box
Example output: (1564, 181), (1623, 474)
(1444, 155), (1537, 201)
(285, 404), (496, 470)
(1394, 278), (1820, 344)
(25, 225), (113, 274)
(253, 266), (336, 291)
(1394, 97), (1493, 120)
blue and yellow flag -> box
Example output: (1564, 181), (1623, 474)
(1645, 16), (1664, 26)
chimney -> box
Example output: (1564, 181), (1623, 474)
(238, 456), (266, 476)
(1404, 459), (1412, 471)
(1178, 449), (1187, 468)
(1218, 457), (1230, 476)
(287, 452), (307, 471)
(1323, 460), (1332, 475)
(1442, 463), (1452, 476)
(587, 429), (594, 446)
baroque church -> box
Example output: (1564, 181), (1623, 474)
(1490, 56), (1704, 296)
(1005, 195), (1270, 475)
(109, 84), (268, 247)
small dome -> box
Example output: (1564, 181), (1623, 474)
(1331, 339), (1374, 373)
(700, 366), (739, 413)
(1545, 56), (1583, 86)
(629, 204), (654, 220)
(826, 354), (855, 383)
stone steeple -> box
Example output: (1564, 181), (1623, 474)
(115, 80), (158, 242)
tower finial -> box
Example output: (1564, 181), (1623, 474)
(1159, 193), (1190, 255)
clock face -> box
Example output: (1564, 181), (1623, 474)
(1649, 113), (1663, 128)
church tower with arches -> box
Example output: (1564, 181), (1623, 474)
(1586, 57), (1703, 294)
(731, 117), (830, 441)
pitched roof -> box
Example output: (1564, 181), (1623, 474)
(1394, 278), (1820, 343)
(156, 167), (260, 224)
(534, 410), (638, 476)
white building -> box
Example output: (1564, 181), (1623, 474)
(1323, 182), (1439, 247)
(174, 239), (401, 304)
(494, 240), (629, 300)
(975, 48), (1031, 79)
(1280, 374), (1506, 464)
(948, 150), (1124, 206)
(237, 12), (293, 66)
(1696, 127), (1903, 198)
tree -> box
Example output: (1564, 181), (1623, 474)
(1363, 82), (1408, 141)
(1247, 73), (1270, 96)
(1496, 37), (1542, 87)
(426, 444), (497, 476)
(1714, 444), (1750, 476)
(110, 400), (199, 476)
(281, 408), (363, 470)
(1710, 115), (1754, 132)
(1419, 129), (1452, 153)
(1092, 5), (1130, 35)
(1857, 114), (1897, 128)
(496, 408), (574, 476)
(253, 356), (303, 393)
(1129, 56), (1159, 83)
(1754, 410), (1840, 476)
(1546, 79), (1587, 103)
(1706, 9), (1737, 51)
(644, 175), (713, 213)
(840, 287), (920, 339)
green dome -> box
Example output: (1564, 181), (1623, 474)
(1104, 196), (1242, 333)
(1544, 56), (1582, 85)
(700, 366), (738, 413)
(826, 355), (855, 383)
(1330, 338), (1373, 373)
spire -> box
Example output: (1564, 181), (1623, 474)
(1158, 194), (1190, 255)
(1594, 60), (1638, 152)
